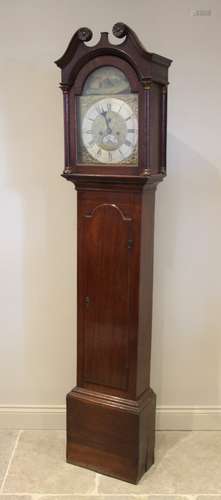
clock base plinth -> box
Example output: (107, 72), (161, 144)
(66, 387), (156, 484)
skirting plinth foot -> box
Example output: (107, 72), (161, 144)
(66, 386), (156, 484)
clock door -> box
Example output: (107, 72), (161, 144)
(68, 56), (143, 176)
(79, 203), (132, 394)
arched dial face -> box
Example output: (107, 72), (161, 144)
(81, 98), (138, 164)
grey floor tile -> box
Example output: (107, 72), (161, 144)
(39, 497), (149, 500)
(2, 430), (96, 494)
(197, 497), (221, 500)
(40, 497), (140, 500)
(146, 497), (190, 500)
(39, 495), (189, 500)
(0, 431), (19, 487)
(98, 431), (221, 494)
(0, 497), (32, 499)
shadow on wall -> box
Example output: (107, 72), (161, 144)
(151, 132), (221, 408)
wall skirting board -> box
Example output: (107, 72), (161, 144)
(0, 405), (221, 430)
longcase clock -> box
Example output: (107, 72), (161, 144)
(55, 23), (172, 484)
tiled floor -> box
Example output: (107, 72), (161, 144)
(0, 430), (221, 499)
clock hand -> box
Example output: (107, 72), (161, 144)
(100, 109), (112, 134)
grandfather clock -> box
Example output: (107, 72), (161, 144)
(55, 23), (172, 484)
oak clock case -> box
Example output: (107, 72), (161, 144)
(55, 23), (172, 484)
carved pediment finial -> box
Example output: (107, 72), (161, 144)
(112, 22), (128, 39)
(78, 27), (93, 42)
(55, 26), (92, 69)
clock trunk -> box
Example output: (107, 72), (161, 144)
(67, 179), (156, 483)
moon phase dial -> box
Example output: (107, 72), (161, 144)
(81, 97), (138, 164)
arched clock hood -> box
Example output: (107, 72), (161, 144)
(55, 22), (172, 87)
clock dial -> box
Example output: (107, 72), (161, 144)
(81, 97), (138, 164)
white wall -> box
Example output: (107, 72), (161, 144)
(0, 0), (221, 428)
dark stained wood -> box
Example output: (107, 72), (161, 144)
(161, 85), (168, 175)
(56, 23), (172, 178)
(56, 23), (172, 484)
(150, 82), (161, 174)
(82, 203), (132, 391)
(67, 387), (156, 484)
(137, 187), (156, 394)
(55, 23), (172, 86)
(77, 185), (141, 399)
(68, 55), (145, 177)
